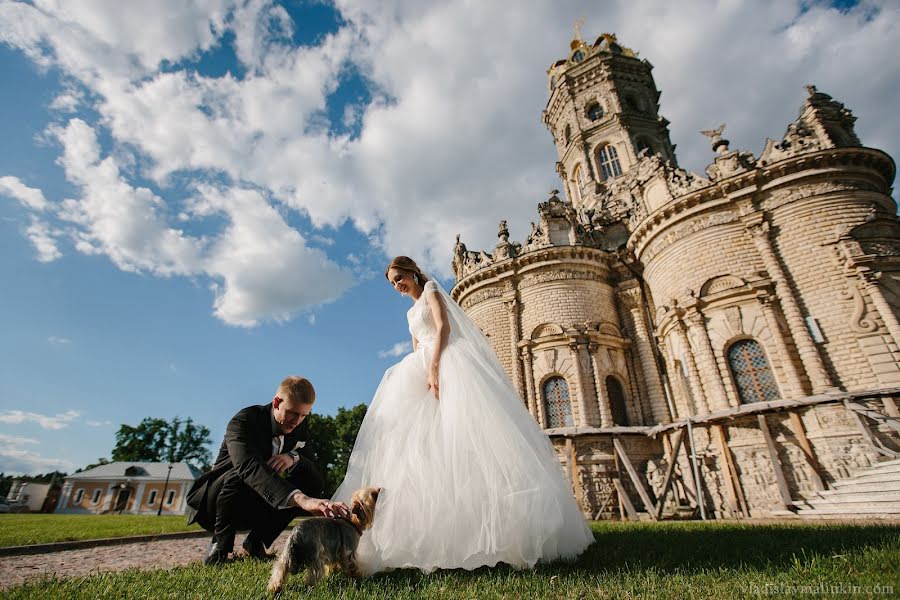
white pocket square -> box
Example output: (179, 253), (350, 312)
(291, 441), (306, 450)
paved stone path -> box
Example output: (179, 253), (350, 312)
(0, 532), (291, 591)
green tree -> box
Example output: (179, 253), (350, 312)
(112, 417), (212, 469)
(329, 404), (368, 493)
(304, 404), (367, 496)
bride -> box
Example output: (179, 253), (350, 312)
(334, 256), (593, 573)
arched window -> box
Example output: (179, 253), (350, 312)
(570, 164), (582, 204)
(543, 377), (574, 428)
(597, 145), (623, 180)
(586, 102), (603, 121)
(727, 339), (780, 404)
(606, 376), (629, 426)
(563, 124), (572, 145)
(636, 138), (654, 156)
(73, 489), (84, 505)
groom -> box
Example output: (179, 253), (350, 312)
(187, 376), (349, 565)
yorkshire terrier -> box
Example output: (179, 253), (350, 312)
(267, 487), (381, 593)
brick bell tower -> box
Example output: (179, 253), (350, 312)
(542, 32), (677, 212)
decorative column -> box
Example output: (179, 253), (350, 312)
(504, 297), (525, 401)
(744, 217), (836, 392)
(673, 312), (710, 414)
(757, 294), (808, 397)
(133, 482), (146, 515)
(624, 347), (648, 424)
(618, 284), (670, 424)
(178, 483), (189, 513)
(57, 481), (72, 511)
(657, 336), (690, 419)
(103, 483), (117, 512)
(519, 342), (539, 421)
(567, 335), (593, 426)
(588, 343), (613, 427)
(684, 308), (731, 411)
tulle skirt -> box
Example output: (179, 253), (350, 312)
(333, 337), (594, 573)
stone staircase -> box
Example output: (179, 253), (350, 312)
(795, 458), (900, 519)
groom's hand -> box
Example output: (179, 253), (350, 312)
(292, 493), (350, 519)
(267, 452), (295, 474)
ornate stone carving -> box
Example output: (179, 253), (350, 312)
(617, 285), (643, 310)
(493, 220), (522, 261)
(839, 280), (878, 333)
(723, 306), (743, 336)
(763, 180), (876, 212)
(532, 323), (565, 339)
(452, 234), (495, 280)
(701, 275), (746, 297)
(860, 240), (900, 257)
(641, 210), (738, 262)
(519, 268), (605, 289)
(544, 348), (558, 371)
(459, 286), (505, 310)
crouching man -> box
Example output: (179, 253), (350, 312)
(186, 376), (349, 565)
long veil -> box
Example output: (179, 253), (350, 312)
(427, 276), (519, 392)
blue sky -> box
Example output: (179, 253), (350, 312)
(1, 0), (897, 474)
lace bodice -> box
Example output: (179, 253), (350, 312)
(407, 280), (439, 346)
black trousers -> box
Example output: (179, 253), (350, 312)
(207, 457), (324, 550)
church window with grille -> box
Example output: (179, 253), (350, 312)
(543, 377), (574, 428)
(597, 145), (623, 180)
(727, 339), (780, 404)
(586, 102), (603, 121)
(606, 376), (630, 426)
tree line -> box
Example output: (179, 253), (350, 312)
(74, 406), (367, 497)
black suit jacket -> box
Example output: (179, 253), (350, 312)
(186, 403), (313, 527)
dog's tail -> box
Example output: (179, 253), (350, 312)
(267, 535), (295, 594)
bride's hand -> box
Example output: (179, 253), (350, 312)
(427, 363), (440, 400)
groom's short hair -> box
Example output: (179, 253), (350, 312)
(276, 376), (316, 405)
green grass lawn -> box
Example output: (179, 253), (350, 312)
(5, 521), (899, 599)
(0, 514), (202, 547)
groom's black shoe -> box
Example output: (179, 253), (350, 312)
(203, 538), (231, 566)
(241, 535), (272, 561)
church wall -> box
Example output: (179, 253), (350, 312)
(765, 192), (900, 388)
(519, 276), (618, 338)
(641, 217), (764, 312)
(467, 295), (515, 378)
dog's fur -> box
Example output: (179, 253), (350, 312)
(267, 487), (380, 593)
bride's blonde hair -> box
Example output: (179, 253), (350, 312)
(384, 256), (429, 285)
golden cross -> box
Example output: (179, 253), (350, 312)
(574, 16), (586, 41)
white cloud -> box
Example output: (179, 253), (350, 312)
(85, 420), (113, 427)
(1, 0), (897, 323)
(25, 218), (63, 262)
(47, 336), (71, 345)
(0, 410), (80, 430)
(0, 434), (39, 446)
(377, 340), (412, 358)
(0, 176), (48, 211)
(0, 434), (75, 475)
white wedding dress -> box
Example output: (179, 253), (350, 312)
(334, 279), (593, 573)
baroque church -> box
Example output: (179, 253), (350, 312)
(450, 33), (900, 520)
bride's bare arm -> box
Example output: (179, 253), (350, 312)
(425, 291), (450, 399)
